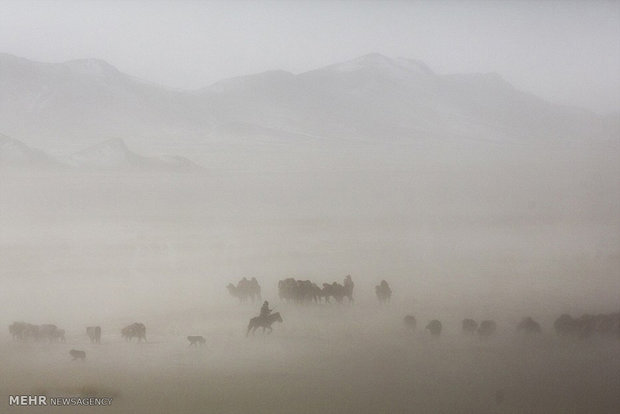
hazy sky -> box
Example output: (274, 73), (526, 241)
(1, 0), (619, 114)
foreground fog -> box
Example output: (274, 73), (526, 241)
(1, 139), (619, 413)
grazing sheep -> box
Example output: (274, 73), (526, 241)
(69, 349), (86, 361)
(187, 335), (206, 346)
(462, 319), (478, 334)
(554, 312), (620, 338)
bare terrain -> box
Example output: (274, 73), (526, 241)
(1, 141), (619, 413)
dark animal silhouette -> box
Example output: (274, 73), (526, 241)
(9, 322), (28, 340)
(69, 349), (86, 361)
(39, 324), (65, 342)
(227, 277), (262, 303)
(554, 312), (620, 338)
(247, 312), (283, 336)
(22, 324), (39, 340)
(187, 335), (206, 346)
(278, 278), (336, 304)
(87, 326), (101, 344)
(554, 314), (577, 336)
(343, 274), (354, 303)
(426, 320), (442, 336)
(323, 282), (346, 304)
(375, 280), (392, 304)
(12, 323), (65, 343)
(517, 317), (542, 334)
(51, 329), (66, 342)
(250, 277), (262, 302)
(122, 322), (146, 342)
(462, 319), (478, 334)
(278, 279), (292, 302)
(403, 315), (417, 331)
(478, 320), (497, 338)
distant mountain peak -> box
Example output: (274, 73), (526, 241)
(317, 53), (434, 77)
(63, 58), (121, 78)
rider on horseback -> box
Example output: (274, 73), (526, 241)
(260, 300), (272, 320)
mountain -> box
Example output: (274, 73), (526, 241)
(0, 53), (212, 150)
(0, 133), (62, 169)
(0, 53), (616, 154)
(202, 53), (614, 144)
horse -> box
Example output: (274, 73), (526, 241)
(87, 326), (102, 343)
(39, 324), (59, 342)
(246, 312), (283, 336)
(9, 322), (28, 340)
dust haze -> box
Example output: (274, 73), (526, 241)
(2, 139), (619, 413)
(1, 2), (620, 414)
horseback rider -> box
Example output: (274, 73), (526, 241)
(259, 300), (272, 320)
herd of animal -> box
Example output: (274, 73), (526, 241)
(10, 310), (619, 362)
(8, 275), (620, 363)
(240, 276), (391, 305)
(554, 312), (620, 338)
(404, 317), (499, 338)
(226, 276), (396, 306)
(276, 275), (355, 304)
(9, 321), (149, 361)
(402, 312), (620, 339)
(9, 322), (66, 342)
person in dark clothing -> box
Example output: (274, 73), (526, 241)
(260, 301), (272, 320)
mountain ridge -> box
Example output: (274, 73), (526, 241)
(0, 53), (616, 154)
